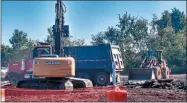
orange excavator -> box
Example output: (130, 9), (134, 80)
(16, 0), (93, 90)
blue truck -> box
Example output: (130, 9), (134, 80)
(63, 44), (124, 86)
(23, 43), (124, 86)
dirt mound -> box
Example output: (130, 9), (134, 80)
(121, 74), (187, 90)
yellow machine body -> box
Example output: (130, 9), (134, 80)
(33, 57), (75, 77)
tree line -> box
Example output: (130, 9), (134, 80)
(1, 28), (85, 67)
(91, 8), (186, 74)
(1, 7), (186, 74)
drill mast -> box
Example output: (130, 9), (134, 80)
(52, 0), (67, 56)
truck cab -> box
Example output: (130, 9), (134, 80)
(5, 42), (53, 86)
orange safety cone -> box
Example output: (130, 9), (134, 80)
(1, 89), (5, 102)
(107, 86), (127, 102)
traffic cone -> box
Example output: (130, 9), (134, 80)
(107, 86), (127, 102)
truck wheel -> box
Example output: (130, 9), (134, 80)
(8, 73), (20, 86)
(162, 67), (170, 79)
(153, 67), (162, 80)
(95, 72), (110, 86)
(77, 72), (90, 79)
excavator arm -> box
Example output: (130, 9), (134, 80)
(52, 0), (69, 57)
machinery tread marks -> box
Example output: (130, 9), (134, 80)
(68, 77), (93, 89)
(16, 78), (73, 90)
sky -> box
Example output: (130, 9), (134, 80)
(2, 1), (186, 46)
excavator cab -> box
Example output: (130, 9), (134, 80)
(32, 42), (53, 59)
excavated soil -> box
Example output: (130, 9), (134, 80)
(1, 74), (186, 102)
(121, 74), (187, 90)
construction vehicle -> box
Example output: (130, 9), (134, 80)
(23, 44), (124, 86)
(128, 50), (170, 81)
(4, 0), (124, 88)
(14, 0), (94, 90)
(5, 44), (123, 87)
(4, 1), (124, 87)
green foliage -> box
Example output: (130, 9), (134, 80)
(171, 8), (186, 33)
(9, 29), (29, 50)
(63, 36), (86, 46)
(44, 26), (53, 44)
(45, 26), (86, 46)
(1, 44), (13, 67)
(91, 32), (106, 45)
(1, 29), (36, 67)
(91, 8), (186, 74)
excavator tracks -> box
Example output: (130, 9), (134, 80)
(68, 77), (93, 88)
(16, 77), (93, 90)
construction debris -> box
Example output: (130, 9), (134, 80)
(122, 75), (187, 91)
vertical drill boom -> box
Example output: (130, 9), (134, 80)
(52, 0), (65, 56)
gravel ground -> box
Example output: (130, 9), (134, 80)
(1, 74), (187, 102)
(2, 86), (186, 102)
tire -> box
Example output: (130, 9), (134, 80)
(76, 72), (90, 79)
(161, 67), (170, 79)
(8, 73), (20, 86)
(153, 67), (162, 80)
(95, 72), (110, 86)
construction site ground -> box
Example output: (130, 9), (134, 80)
(1, 74), (186, 102)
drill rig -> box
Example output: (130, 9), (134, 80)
(16, 0), (93, 90)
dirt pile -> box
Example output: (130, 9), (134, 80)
(123, 80), (187, 90)
(121, 74), (187, 90)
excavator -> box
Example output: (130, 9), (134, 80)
(128, 50), (171, 81)
(16, 0), (93, 90)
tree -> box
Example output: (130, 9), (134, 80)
(148, 8), (186, 74)
(90, 8), (186, 74)
(44, 27), (53, 44)
(171, 8), (186, 33)
(45, 26), (86, 46)
(9, 29), (29, 50)
(104, 27), (119, 44)
(91, 32), (106, 45)
(64, 36), (86, 46)
(151, 8), (186, 34)
(1, 44), (13, 67)
(26, 38), (37, 48)
(91, 12), (150, 74)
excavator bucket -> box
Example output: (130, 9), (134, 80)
(128, 68), (155, 80)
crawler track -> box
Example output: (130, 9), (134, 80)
(16, 77), (93, 90)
